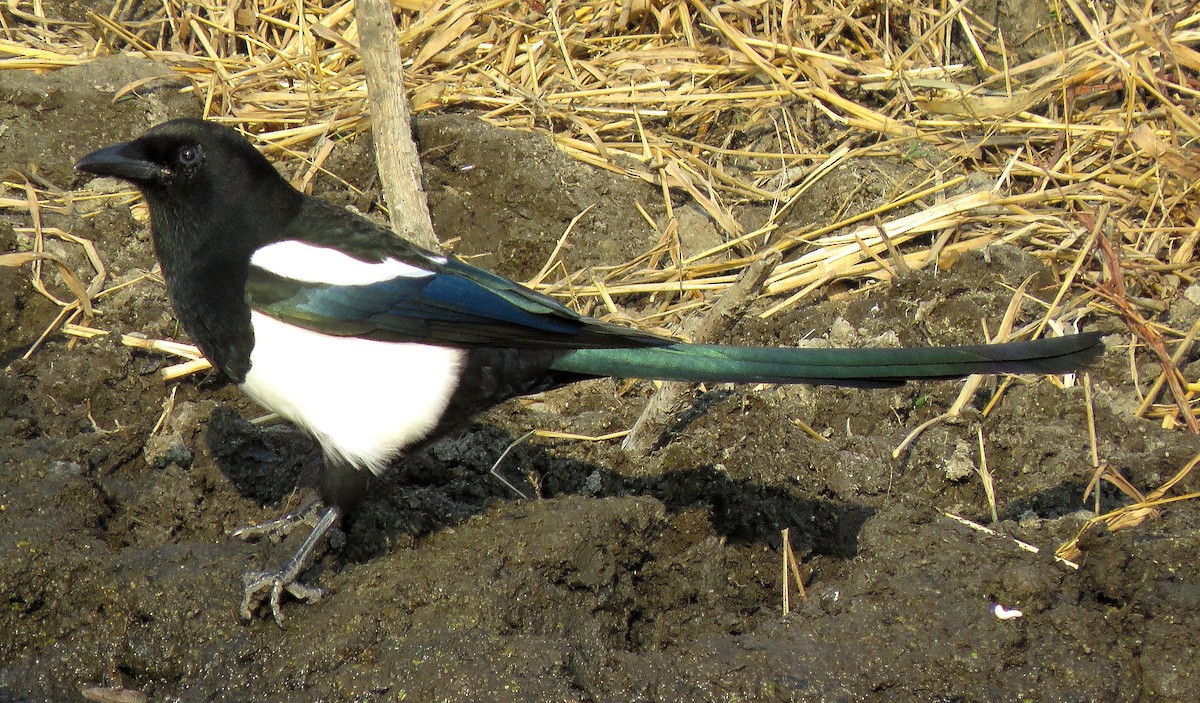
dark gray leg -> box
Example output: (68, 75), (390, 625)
(234, 503), (342, 625)
(231, 455), (368, 625)
(230, 499), (329, 543)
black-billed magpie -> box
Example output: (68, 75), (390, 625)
(76, 119), (1103, 624)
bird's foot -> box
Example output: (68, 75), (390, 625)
(240, 563), (328, 623)
(240, 569), (327, 625)
(234, 504), (342, 626)
(230, 499), (328, 544)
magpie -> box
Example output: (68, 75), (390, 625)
(77, 119), (1103, 624)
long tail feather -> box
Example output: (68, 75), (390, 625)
(550, 332), (1103, 388)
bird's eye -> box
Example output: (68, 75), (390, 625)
(177, 145), (201, 166)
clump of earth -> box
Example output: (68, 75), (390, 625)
(2, 56), (1198, 702)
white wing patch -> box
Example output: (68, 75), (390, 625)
(251, 240), (433, 285)
(240, 311), (465, 474)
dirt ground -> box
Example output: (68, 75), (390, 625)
(3, 56), (1200, 703)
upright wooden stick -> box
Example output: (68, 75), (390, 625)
(354, 0), (440, 251)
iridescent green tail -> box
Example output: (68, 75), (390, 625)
(550, 332), (1103, 388)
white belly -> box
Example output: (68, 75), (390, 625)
(240, 311), (465, 474)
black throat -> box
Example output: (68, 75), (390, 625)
(145, 180), (301, 383)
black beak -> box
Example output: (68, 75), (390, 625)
(76, 142), (163, 183)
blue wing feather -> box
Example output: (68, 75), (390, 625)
(247, 195), (669, 349)
(247, 260), (666, 349)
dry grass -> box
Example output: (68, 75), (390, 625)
(3, 0), (1199, 543)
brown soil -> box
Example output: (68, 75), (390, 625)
(2, 56), (1199, 703)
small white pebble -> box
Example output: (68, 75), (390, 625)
(993, 604), (1024, 621)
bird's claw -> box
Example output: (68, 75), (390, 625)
(240, 569), (327, 626)
(232, 503), (342, 626)
(231, 500), (326, 544)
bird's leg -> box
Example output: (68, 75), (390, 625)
(230, 499), (328, 543)
(235, 504), (342, 625)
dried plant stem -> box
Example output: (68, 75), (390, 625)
(622, 250), (781, 458)
(355, 0), (439, 251)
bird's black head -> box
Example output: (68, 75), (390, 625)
(77, 118), (286, 192)
(77, 120), (303, 382)
(77, 119), (302, 253)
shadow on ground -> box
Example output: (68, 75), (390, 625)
(2, 55), (1199, 703)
